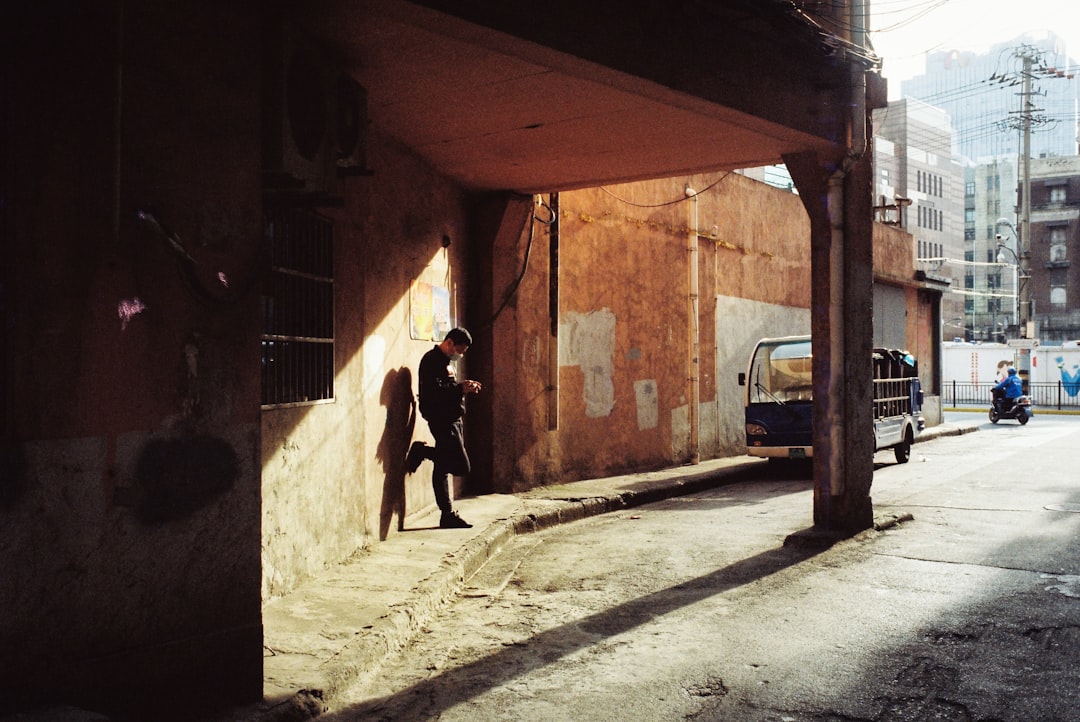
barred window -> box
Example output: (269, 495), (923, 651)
(261, 207), (335, 408)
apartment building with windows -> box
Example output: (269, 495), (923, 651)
(1029, 156), (1080, 342)
(873, 97), (965, 334)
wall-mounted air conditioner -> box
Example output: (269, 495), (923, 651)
(263, 18), (336, 196)
(335, 72), (372, 178)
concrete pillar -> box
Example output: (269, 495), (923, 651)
(465, 192), (535, 494)
(785, 147), (875, 533)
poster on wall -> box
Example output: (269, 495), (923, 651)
(410, 280), (452, 341)
(432, 284), (451, 340)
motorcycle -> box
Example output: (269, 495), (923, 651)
(990, 392), (1033, 425)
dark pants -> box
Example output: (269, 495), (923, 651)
(427, 419), (470, 513)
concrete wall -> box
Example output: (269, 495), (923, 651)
(260, 132), (473, 600)
(482, 173), (814, 491)
(475, 176), (942, 493)
(3, 2), (263, 711)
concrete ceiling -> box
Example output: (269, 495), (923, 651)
(305, 0), (847, 195)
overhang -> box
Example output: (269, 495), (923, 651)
(303, 0), (872, 194)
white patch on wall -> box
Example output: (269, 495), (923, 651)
(634, 379), (658, 430)
(698, 400), (718, 456)
(362, 334), (387, 397)
(560, 308), (616, 418)
(671, 405), (690, 460)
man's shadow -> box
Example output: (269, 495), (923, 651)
(376, 367), (416, 540)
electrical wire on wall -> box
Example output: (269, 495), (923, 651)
(598, 172), (732, 208)
(135, 208), (264, 308)
(476, 196), (556, 332)
(476, 173), (730, 334)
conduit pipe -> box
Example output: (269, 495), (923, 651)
(686, 184), (700, 464)
(548, 192), (560, 431)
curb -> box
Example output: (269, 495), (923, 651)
(250, 463), (758, 721)
(915, 421), (981, 442)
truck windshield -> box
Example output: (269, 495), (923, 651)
(748, 339), (813, 403)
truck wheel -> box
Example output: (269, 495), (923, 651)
(894, 434), (911, 464)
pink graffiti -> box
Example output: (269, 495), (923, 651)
(118, 297), (147, 330)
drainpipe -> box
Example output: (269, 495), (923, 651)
(548, 192), (560, 431)
(686, 184), (700, 464)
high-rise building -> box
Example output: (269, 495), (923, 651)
(873, 98), (966, 334)
(901, 32), (1079, 163)
(964, 159), (1018, 341)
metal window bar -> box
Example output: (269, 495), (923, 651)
(261, 207), (335, 408)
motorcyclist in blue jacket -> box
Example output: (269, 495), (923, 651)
(992, 367), (1023, 411)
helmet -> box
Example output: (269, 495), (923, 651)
(1007, 367), (1017, 376)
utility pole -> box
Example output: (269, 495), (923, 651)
(997, 44), (1076, 339)
(1019, 51), (1033, 338)
(1000, 47), (1039, 338)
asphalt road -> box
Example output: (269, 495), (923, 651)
(324, 412), (1080, 721)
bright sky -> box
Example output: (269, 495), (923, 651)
(869, 0), (1080, 95)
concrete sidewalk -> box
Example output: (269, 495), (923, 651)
(235, 419), (981, 722)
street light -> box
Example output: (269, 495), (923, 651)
(995, 233), (1021, 329)
(944, 316), (969, 342)
(996, 217), (1031, 337)
(995, 224), (1035, 389)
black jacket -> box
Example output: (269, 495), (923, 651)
(418, 345), (465, 423)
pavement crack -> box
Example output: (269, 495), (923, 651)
(870, 551), (1063, 576)
(1023, 624), (1080, 652)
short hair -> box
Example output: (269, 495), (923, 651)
(445, 327), (473, 346)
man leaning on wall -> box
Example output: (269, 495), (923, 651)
(407, 327), (482, 528)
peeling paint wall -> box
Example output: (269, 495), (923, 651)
(481, 172), (936, 489)
(560, 309), (617, 418)
(484, 173), (815, 489)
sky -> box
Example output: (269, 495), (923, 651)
(868, 0), (1080, 95)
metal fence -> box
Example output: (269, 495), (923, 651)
(943, 381), (1080, 410)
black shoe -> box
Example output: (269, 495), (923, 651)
(406, 441), (427, 474)
(440, 511), (472, 529)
